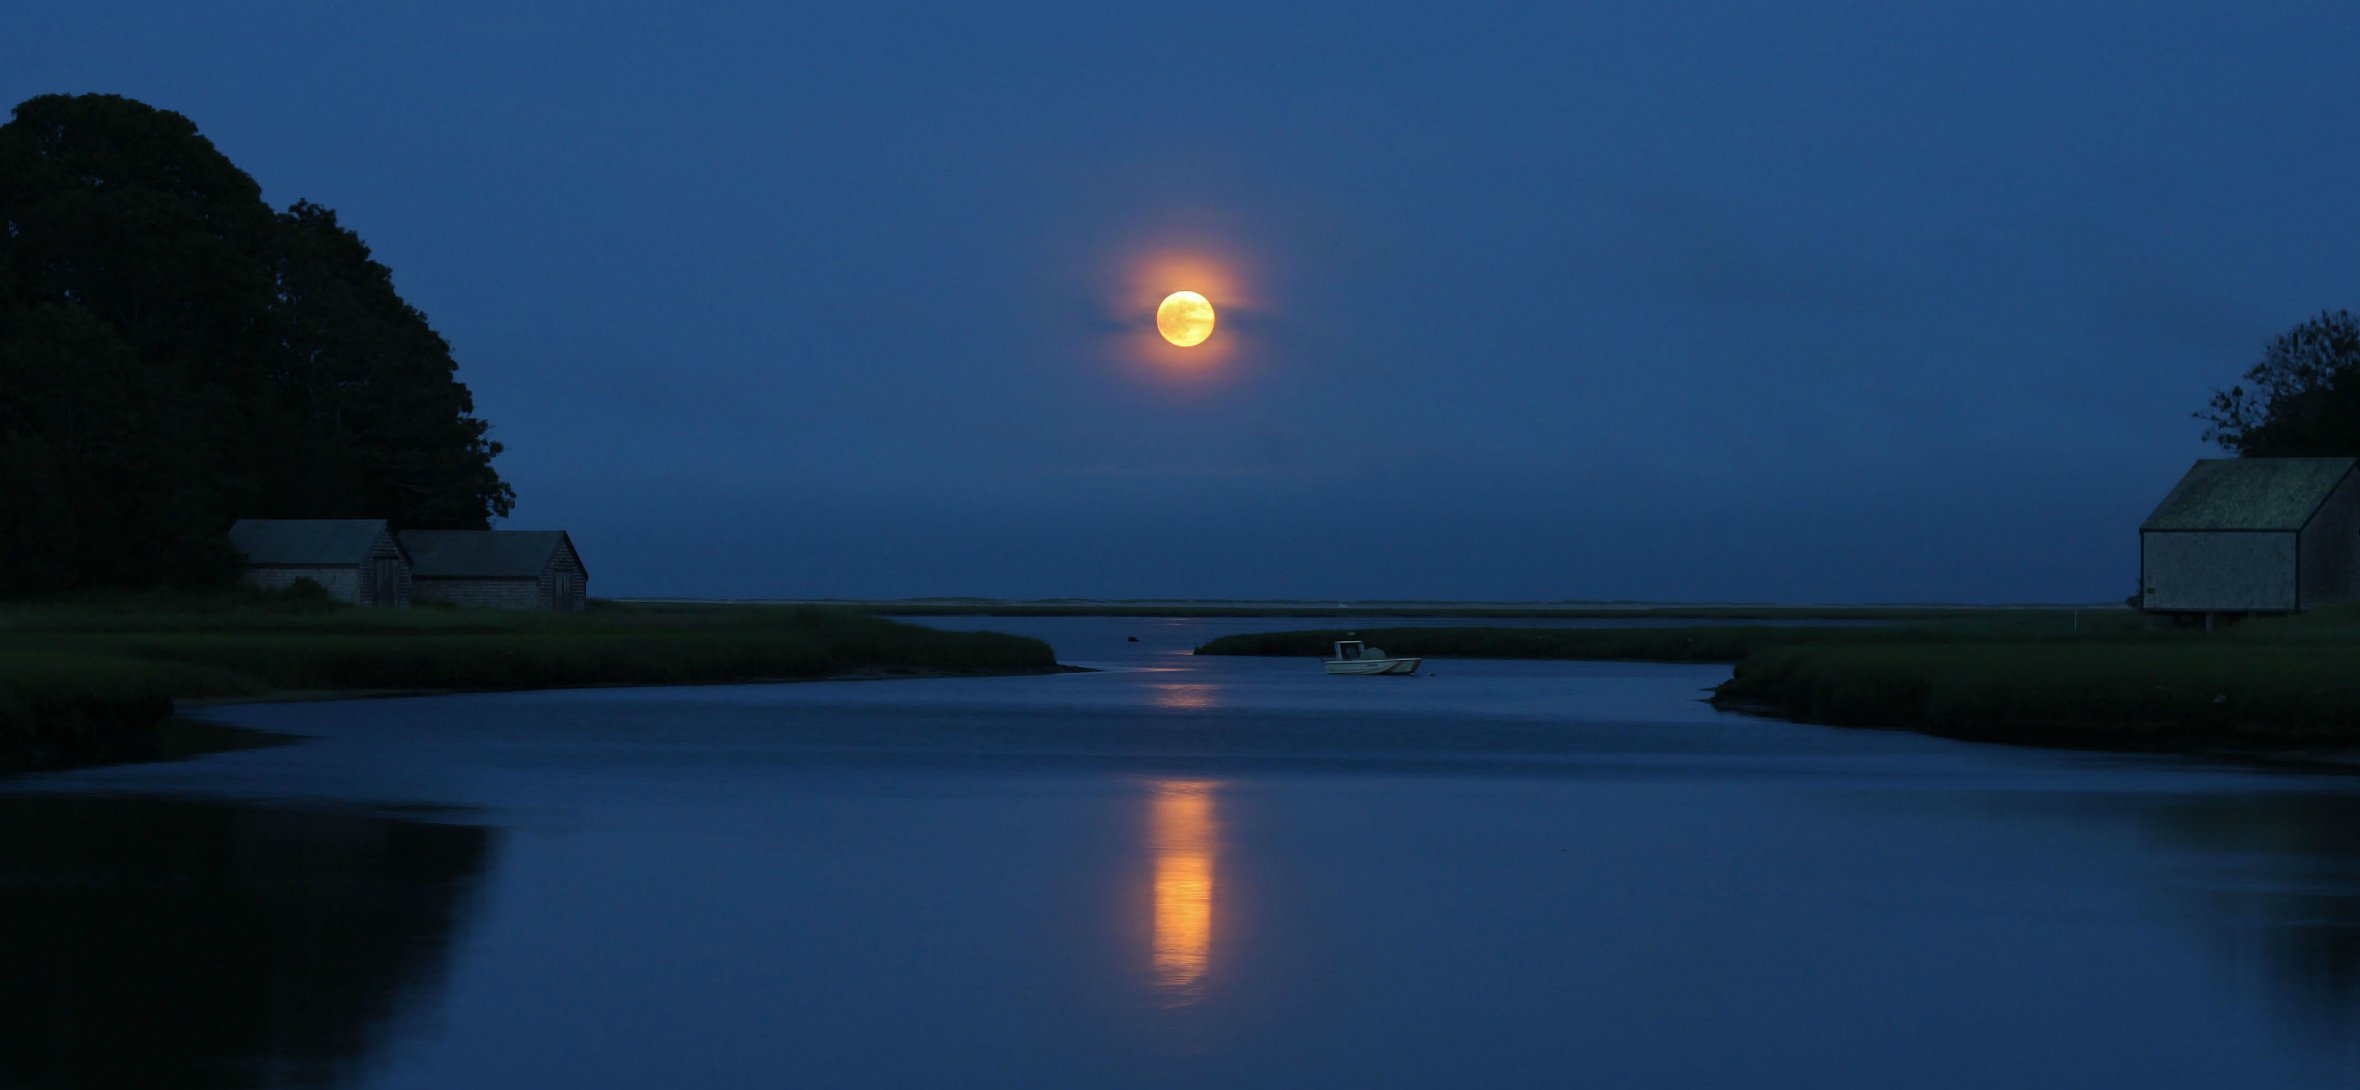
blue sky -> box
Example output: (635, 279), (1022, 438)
(10, 1), (2358, 600)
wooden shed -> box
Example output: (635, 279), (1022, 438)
(399, 530), (588, 611)
(228, 519), (410, 607)
(2139, 457), (2360, 621)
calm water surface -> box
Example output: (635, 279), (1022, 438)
(5, 616), (2359, 1088)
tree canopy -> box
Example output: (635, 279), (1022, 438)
(2200, 310), (2360, 459)
(0, 93), (511, 594)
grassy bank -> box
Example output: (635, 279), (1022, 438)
(1197, 609), (2360, 752)
(1711, 642), (2360, 750)
(0, 595), (1058, 772)
(1191, 609), (2138, 663)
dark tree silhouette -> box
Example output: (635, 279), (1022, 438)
(0, 93), (511, 594)
(2200, 310), (2360, 458)
(265, 201), (514, 527)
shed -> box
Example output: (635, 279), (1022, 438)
(228, 519), (410, 607)
(2139, 457), (2360, 619)
(399, 530), (588, 611)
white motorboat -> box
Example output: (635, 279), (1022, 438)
(1323, 639), (1421, 676)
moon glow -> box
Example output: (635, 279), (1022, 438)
(1156, 291), (1216, 347)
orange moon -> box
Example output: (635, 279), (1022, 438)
(1156, 291), (1216, 347)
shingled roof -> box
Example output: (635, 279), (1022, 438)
(228, 519), (392, 565)
(2141, 457), (2359, 532)
(400, 530), (582, 579)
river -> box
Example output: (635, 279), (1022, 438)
(3, 616), (2357, 1088)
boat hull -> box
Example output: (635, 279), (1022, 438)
(1323, 657), (1421, 676)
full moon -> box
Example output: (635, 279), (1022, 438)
(1156, 290), (1216, 347)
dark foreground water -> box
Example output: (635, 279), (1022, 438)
(5, 617), (2360, 1088)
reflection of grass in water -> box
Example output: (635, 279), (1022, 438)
(2147, 793), (2360, 1039)
(0, 795), (495, 1089)
(1932, 788), (2360, 1046)
(0, 598), (1058, 772)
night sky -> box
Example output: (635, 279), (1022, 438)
(11, 3), (2357, 602)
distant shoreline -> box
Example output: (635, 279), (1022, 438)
(624, 598), (2129, 622)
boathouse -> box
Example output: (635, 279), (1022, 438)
(2139, 457), (2360, 622)
(399, 530), (588, 611)
(228, 518), (410, 607)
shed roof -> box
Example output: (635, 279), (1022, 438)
(400, 530), (582, 578)
(228, 519), (391, 566)
(2141, 457), (2358, 531)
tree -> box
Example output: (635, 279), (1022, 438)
(265, 201), (514, 527)
(0, 303), (230, 592)
(2200, 310), (2360, 458)
(0, 93), (513, 594)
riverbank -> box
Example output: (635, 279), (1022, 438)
(1191, 608), (2135, 662)
(1711, 640), (2360, 750)
(1195, 609), (2360, 752)
(0, 597), (1059, 773)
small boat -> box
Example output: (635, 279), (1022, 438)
(1323, 639), (1421, 676)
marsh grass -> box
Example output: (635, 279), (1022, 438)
(0, 596), (1057, 771)
(1198, 608), (2360, 751)
(1715, 642), (2360, 749)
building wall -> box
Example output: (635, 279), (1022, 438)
(412, 577), (543, 610)
(2298, 471), (2360, 608)
(240, 565), (362, 603)
(410, 537), (585, 611)
(357, 532), (412, 608)
(2142, 531), (2299, 612)
(545, 539), (587, 612)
